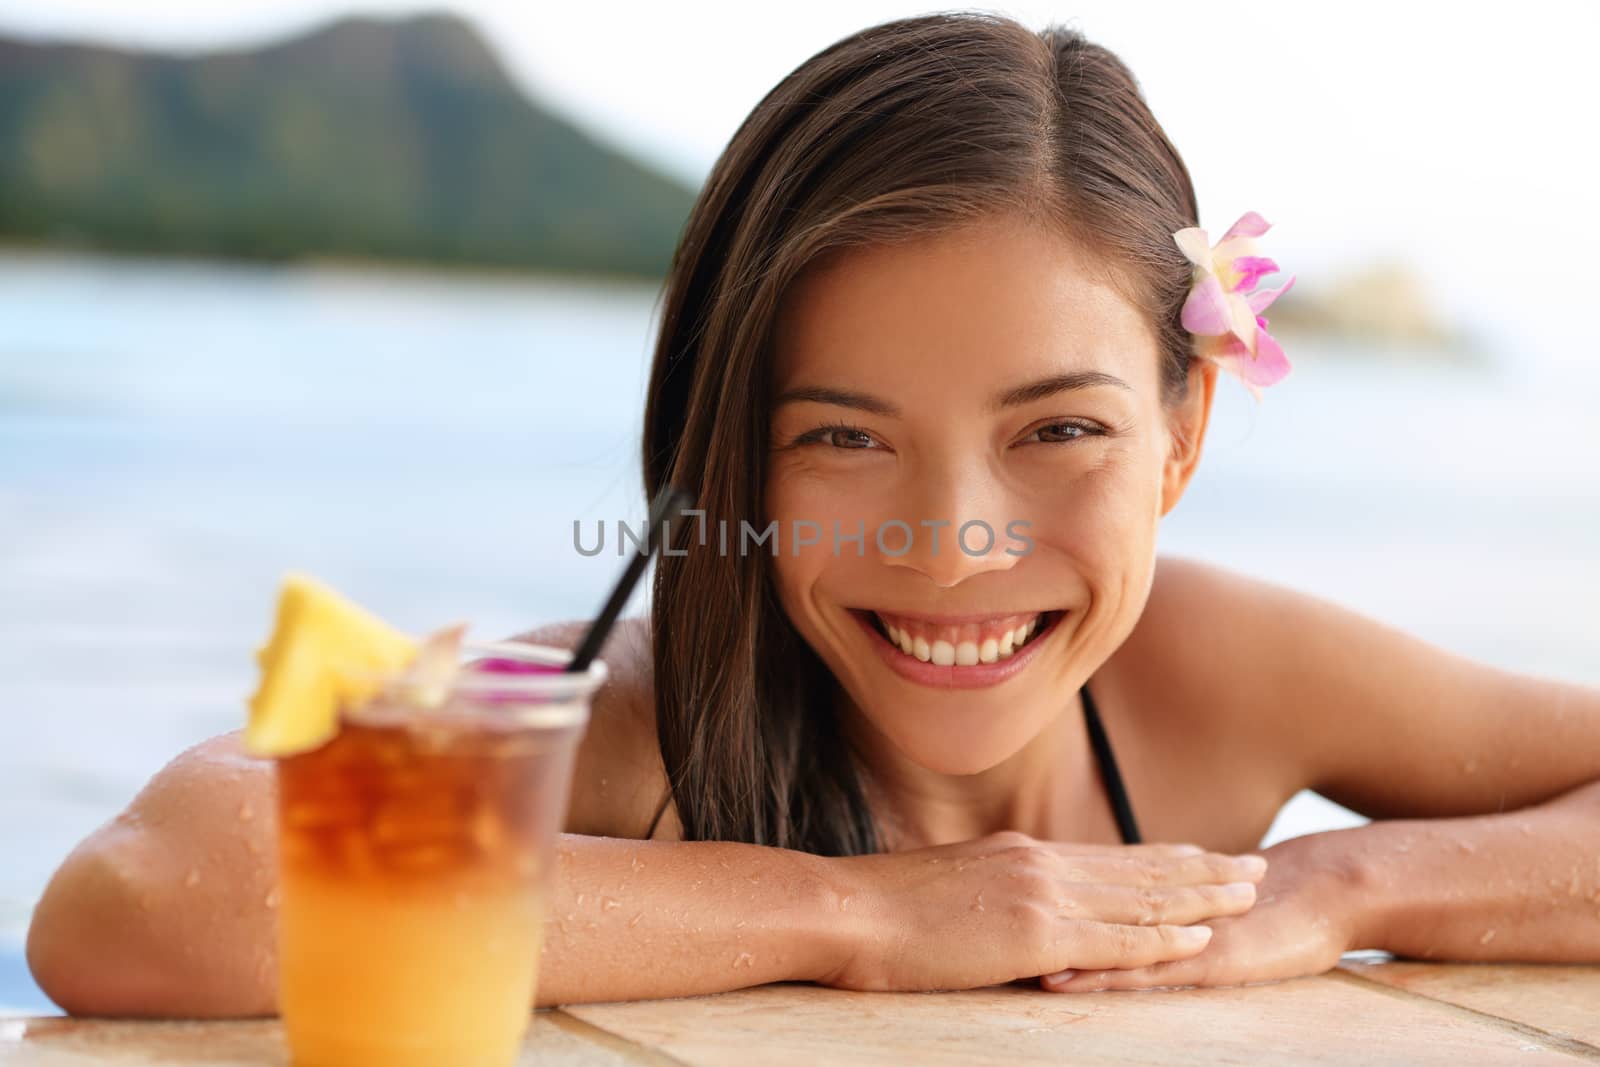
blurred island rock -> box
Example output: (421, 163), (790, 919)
(0, 13), (698, 278)
(1270, 261), (1482, 363)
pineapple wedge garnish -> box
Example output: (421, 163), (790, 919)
(244, 573), (463, 757)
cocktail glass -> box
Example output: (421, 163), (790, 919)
(273, 640), (605, 1067)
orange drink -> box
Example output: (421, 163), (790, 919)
(273, 642), (603, 1067)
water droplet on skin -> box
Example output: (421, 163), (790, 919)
(265, 889), (281, 910)
(628, 913), (643, 928)
(1479, 929), (1496, 945)
(601, 896), (620, 911)
(1457, 840), (1476, 854)
(629, 855), (645, 873)
(733, 919), (746, 929)
(971, 892), (985, 913)
(575, 893), (586, 907)
(1460, 759), (1478, 775)
(839, 893), (852, 912)
(733, 951), (755, 968)
(238, 802), (255, 822)
(184, 868), (201, 888)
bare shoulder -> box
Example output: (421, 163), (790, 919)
(1120, 550), (1408, 777)
(1092, 555), (1308, 846)
(1117, 553), (1600, 822)
(511, 615), (669, 839)
(1109, 553), (1296, 744)
(125, 730), (272, 825)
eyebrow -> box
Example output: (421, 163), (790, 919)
(772, 385), (900, 417)
(773, 370), (1131, 418)
(989, 370), (1133, 410)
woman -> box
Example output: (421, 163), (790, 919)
(27, 12), (1600, 1014)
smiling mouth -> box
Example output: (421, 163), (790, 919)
(852, 608), (1063, 666)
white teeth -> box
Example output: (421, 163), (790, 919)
(876, 612), (1052, 666)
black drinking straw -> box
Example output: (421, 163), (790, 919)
(565, 484), (694, 674)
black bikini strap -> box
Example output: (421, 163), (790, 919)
(1082, 681), (1142, 845)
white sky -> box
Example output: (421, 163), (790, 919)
(4, 0), (1597, 372)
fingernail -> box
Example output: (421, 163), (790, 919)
(1238, 855), (1268, 875)
(1223, 881), (1256, 898)
(1174, 843), (1205, 856)
(1181, 925), (1213, 943)
(1044, 969), (1076, 985)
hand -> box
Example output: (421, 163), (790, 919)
(1040, 831), (1361, 992)
(816, 830), (1268, 993)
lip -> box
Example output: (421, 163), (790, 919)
(849, 608), (1065, 690)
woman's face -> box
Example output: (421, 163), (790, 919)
(765, 211), (1215, 776)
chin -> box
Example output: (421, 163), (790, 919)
(867, 706), (1044, 777)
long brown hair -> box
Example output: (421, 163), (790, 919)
(641, 11), (1201, 856)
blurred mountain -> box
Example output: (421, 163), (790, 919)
(0, 13), (697, 277)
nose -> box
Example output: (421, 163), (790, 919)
(878, 461), (1024, 588)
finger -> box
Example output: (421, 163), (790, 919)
(1060, 880), (1257, 925)
(1051, 852), (1268, 888)
(1041, 955), (1207, 993)
(1046, 921), (1213, 971)
(1038, 841), (1208, 858)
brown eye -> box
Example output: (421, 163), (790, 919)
(1031, 421), (1093, 443)
(828, 428), (875, 449)
(789, 423), (881, 450)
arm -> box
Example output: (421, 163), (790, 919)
(1041, 558), (1600, 993)
(24, 614), (841, 1014)
(23, 735), (850, 1014)
(28, 614), (1259, 1013)
(1247, 571), (1600, 962)
(25, 732), (280, 1016)
(1341, 776), (1600, 961)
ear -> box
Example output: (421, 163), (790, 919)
(1159, 358), (1218, 518)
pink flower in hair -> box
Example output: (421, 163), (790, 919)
(1173, 211), (1296, 400)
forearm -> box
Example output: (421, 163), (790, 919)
(535, 833), (849, 1006)
(1343, 778), (1600, 962)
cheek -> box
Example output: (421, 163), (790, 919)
(764, 467), (847, 632)
(1023, 445), (1164, 564)
(765, 461), (887, 589)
